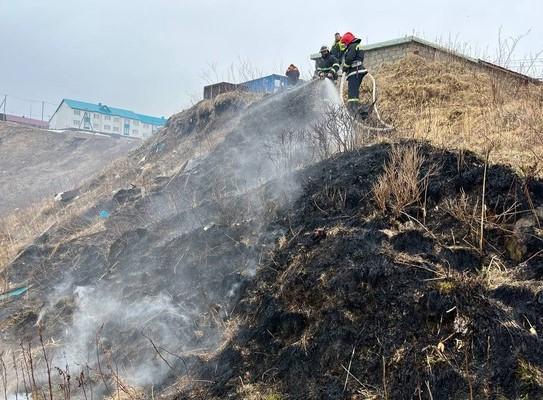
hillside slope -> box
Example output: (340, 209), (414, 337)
(0, 58), (542, 400)
(0, 81), (339, 397)
(0, 122), (138, 215)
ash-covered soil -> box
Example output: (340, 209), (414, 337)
(0, 122), (138, 215)
(173, 143), (543, 400)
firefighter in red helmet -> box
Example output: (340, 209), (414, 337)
(341, 32), (367, 116)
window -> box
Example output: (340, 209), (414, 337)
(73, 120), (80, 126)
(104, 125), (111, 130)
(143, 123), (149, 129)
(133, 120), (139, 126)
(133, 129), (139, 135)
(114, 117), (120, 122)
(74, 110), (80, 116)
(104, 115), (111, 121)
(94, 124), (100, 130)
(113, 126), (119, 132)
(93, 113), (100, 119)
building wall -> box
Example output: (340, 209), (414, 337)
(49, 102), (73, 130)
(49, 102), (160, 139)
(363, 42), (472, 72)
(364, 43), (411, 72)
(362, 41), (534, 85)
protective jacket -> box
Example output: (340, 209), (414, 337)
(342, 37), (365, 77)
(331, 40), (346, 61)
(315, 53), (340, 78)
(285, 64), (300, 85)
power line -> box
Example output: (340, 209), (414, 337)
(0, 92), (58, 107)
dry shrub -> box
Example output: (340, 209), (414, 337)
(372, 145), (426, 214)
(443, 191), (480, 238)
(312, 105), (366, 154)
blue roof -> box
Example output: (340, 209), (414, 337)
(241, 74), (289, 94)
(242, 74), (288, 85)
(61, 99), (166, 126)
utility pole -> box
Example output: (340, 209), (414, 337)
(1, 95), (6, 120)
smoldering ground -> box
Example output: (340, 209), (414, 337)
(0, 79), (344, 396)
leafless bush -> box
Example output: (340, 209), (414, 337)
(263, 127), (318, 174)
(311, 105), (366, 154)
(444, 191), (480, 240)
(372, 145), (431, 215)
(201, 58), (264, 85)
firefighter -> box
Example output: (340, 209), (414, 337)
(285, 64), (300, 86)
(341, 32), (367, 115)
(314, 46), (340, 80)
(331, 32), (346, 61)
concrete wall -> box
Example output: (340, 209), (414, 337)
(49, 103), (159, 139)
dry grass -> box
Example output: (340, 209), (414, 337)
(372, 55), (543, 175)
(516, 358), (543, 390)
(0, 158), (137, 289)
(372, 145), (426, 215)
(0, 201), (61, 285)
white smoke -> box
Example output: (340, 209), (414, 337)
(4, 80), (343, 397)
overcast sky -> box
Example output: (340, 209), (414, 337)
(1, 0), (542, 119)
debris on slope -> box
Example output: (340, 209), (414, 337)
(0, 58), (541, 400)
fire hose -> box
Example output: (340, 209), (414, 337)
(338, 71), (394, 132)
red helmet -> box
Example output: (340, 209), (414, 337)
(341, 32), (356, 46)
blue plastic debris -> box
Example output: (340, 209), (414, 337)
(99, 210), (110, 219)
(0, 286), (29, 301)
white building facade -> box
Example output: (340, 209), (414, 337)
(49, 99), (166, 139)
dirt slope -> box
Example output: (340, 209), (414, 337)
(0, 122), (138, 215)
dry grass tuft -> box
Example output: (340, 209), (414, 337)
(372, 145), (426, 215)
(517, 358), (543, 390)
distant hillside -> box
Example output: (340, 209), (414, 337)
(0, 122), (139, 215)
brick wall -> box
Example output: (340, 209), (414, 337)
(363, 42), (472, 72)
(361, 41), (535, 85)
(364, 43), (410, 72)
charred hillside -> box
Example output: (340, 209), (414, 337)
(176, 143), (543, 400)
(0, 57), (542, 400)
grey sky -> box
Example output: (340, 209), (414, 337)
(1, 0), (542, 119)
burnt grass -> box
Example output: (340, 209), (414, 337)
(1, 83), (542, 399)
(177, 143), (543, 400)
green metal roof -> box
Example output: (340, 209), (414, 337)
(56, 99), (166, 126)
